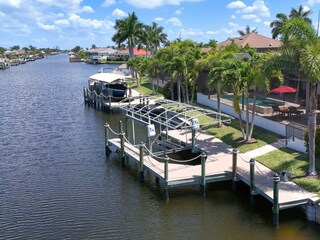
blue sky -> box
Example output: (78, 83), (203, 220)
(1, 0), (320, 50)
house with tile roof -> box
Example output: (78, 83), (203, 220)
(217, 32), (281, 52)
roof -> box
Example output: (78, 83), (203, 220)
(89, 73), (126, 83)
(118, 48), (151, 56)
(86, 48), (118, 55)
(217, 33), (281, 50)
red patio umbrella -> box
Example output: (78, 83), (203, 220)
(270, 86), (297, 94)
(270, 86), (296, 105)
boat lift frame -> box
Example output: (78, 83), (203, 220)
(119, 96), (233, 130)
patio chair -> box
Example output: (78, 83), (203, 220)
(272, 106), (286, 116)
(287, 106), (303, 117)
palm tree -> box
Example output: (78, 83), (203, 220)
(269, 17), (319, 175)
(300, 43), (320, 176)
(270, 13), (288, 39)
(270, 5), (312, 39)
(112, 12), (143, 59)
(289, 4), (312, 23)
(149, 22), (167, 55)
(238, 25), (257, 36)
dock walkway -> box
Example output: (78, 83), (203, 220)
(109, 128), (315, 210)
(167, 129), (315, 209)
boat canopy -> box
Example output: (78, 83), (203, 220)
(89, 73), (125, 84)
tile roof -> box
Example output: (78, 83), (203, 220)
(218, 32), (281, 50)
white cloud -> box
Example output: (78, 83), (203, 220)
(175, 10), (182, 15)
(227, 1), (246, 9)
(125, 0), (202, 9)
(206, 30), (219, 35)
(167, 17), (182, 26)
(102, 0), (116, 7)
(54, 19), (70, 27)
(155, 17), (165, 21)
(241, 14), (257, 20)
(241, 0), (270, 17)
(306, 0), (320, 6)
(112, 8), (127, 18)
(255, 18), (261, 23)
(80, 6), (94, 13)
(180, 28), (203, 37)
(228, 22), (239, 27)
(37, 22), (56, 30)
(0, 0), (22, 8)
(220, 27), (233, 34)
(0, 11), (5, 17)
(231, 15), (236, 19)
(264, 21), (270, 27)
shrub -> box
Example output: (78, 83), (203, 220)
(304, 126), (320, 158)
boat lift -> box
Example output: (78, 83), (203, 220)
(118, 95), (234, 155)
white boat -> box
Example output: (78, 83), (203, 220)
(88, 72), (128, 98)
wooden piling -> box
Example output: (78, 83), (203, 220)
(273, 173), (280, 226)
(191, 128), (196, 153)
(119, 121), (125, 167)
(139, 142), (144, 181)
(104, 123), (110, 156)
(250, 158), (256, 205)
(108, 95), (112, 110)
(164, 155), (169, 201)
(200, 152), (207, 196)
(232, 148), (238, 191)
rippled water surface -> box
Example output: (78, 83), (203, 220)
(0, 54), (319, 239)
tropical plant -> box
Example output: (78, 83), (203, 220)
(237, 25), (257, 36)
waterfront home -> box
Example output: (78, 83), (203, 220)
(217, 32), (281, 52)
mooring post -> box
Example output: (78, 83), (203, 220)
(164, 155), (169, 201)
(139, 94), (142, 104)
(139, 142), (144, 182)
(250, 158), (256, 206)
(200, 152), (207, 196)
(119, 121), (125, 167)
(232, 148), (238, 191)
(108, 95), (112, 110)
(83, 88), (86, 104)
(191, 127), (196, 153)
(104, 123), (110, 156)
(273, 173), (280, 226)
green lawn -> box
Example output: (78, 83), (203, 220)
(256, 148), (320, 196)
(128, 77), (163, 96)
(202, 119), (278, 152)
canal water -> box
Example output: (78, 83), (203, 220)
(0, 54), (319, 239)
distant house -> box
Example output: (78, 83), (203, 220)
(217, 32), (281, 52)
(117, 48), (151, 58)
(85, 48), (118, 57)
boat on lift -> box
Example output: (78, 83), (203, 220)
(88, 72), (128, 98)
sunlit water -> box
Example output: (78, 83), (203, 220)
(0, 54), (319, 239)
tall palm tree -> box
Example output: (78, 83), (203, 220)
(112, 12), (143, 59)
(289, 4), (312, 23)
(269, 17), (319, 175)
(149, 22), (167, 55)
(270, 5), (312, 39)
(238, 25), (257, 36)
(270, 13), (288, 39)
